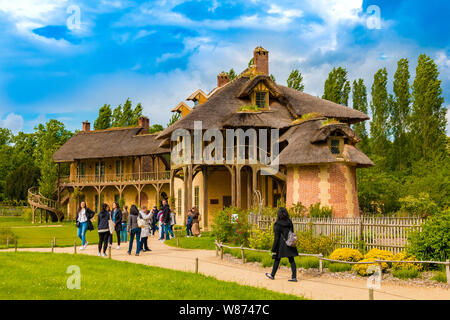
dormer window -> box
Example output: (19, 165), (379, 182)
(328, 132), (344, 156)
(255, 91), (266, 109)
(194, 100), (199, 107)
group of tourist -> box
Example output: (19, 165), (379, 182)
(76, 199), (202, 257)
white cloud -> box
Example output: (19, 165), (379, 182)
(0, 113), (24, 134)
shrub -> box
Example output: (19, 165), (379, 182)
(211, 207), (251, 246)
(296, 256), (320, 269)
(431, 271), (447, 283)
(291, 112), (323, 125)
(22, 208), (33, 222)
(249, 226), (274, 250)
(397, 193), (439, 218)
(0, 227), (17, 245)
(352, 258), (388, 276)
(329, 248), (363, 262)
(407, 208), (450, 261)
(391, 252), (422, 271)
(309, 203), (332, 218)
(364, 248), (394, 261)
(238, 104), (260, 112)
(296, 229), (336, 256)
(392, 268), (420, 279)
(328, 263), (352, 272)
(288, 202), (307, 217)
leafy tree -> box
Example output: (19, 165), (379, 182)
(391, 58), (411, 170)
(322, 67), (351, 105)
(94, 104), (112, 130)
(167, 113), (180, 127)
(352, 79), (369, 153)
(228, 69), (237, 80)
(34, 120), (72, 199)
(4, 164), (40, 200)
(248, 57), (254, 67)
(131, 102), (143, 126)
(119, 98), (134, 127)
(410, 54), (447, 161)
(269, 74), (276, 83)
(149, 124), (164, 134)
(287, 69), (304, 91)
(0, 128), (12, 146)
(111, 104), (122, 127)
(370, 68), (391, 159)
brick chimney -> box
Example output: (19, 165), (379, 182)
(217, 71), (230, 87)
(254, 46), (269, 75)
(82, 121), (90, 132)
(138, 116), (150, 134)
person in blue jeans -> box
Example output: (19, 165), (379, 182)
(127, 205), (141, 256)
(150, 206), (159, 236)
(186, 209), (193, 237)
(161, 199), (171, 242)
(121, 205), (128, 243)
(76, 201), (95, 250)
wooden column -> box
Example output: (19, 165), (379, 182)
(187, 164), (193, 210)
(156, 156), (160, 180)
(202, 167), (208, 227)
(183, 166), (189, 215)
(57, 163), (60, 205)
(230, 166), (236, 207)
(156, 184), (160, 208)
(139, 156), (142, 181)
(252, 167), (258, 206)
(170, 170), (175, 200)
(236, 165), (242, 208)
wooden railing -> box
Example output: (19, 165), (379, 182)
(248, 213), (425, 254)
(59, 171), (171, 185)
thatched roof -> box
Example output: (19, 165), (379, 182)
(157, 75), (369, 140)
(276, 119), (373, 167)
(53, 127), (169, 162)
(311, 123), (360, 144)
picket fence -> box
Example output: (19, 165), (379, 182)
(248, 213), (425, 254)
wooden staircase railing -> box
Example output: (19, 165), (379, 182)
(28, 187), (64, 222)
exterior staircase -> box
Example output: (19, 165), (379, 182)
(28, 187), (64, 222)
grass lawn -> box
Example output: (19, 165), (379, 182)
(0, 252), (303, 300)
(0, 216), (102, 249)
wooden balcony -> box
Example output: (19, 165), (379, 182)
(59, 171), (171, 187)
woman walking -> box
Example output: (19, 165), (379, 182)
(265, 207), (298, 282)
(150, 206), (159, 236)
(76, 201), (95, 250)
(186, 209), (193, 237)
(169, 209), (176, 238)
(127, 205), (141, 256)
(139, 206), (152, 252)
(191, 207), (201, 237)
(110, 202), (123, 250)
(97, 203), (111, 257)
(121, 205), (129, 243)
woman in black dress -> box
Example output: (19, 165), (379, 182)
(265, 207), (298, 282)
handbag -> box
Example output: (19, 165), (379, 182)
(108, 213), (115, 234)
(137, 213), (146, 228)
(284, 230), (298, 247)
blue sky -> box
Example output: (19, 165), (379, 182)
(0, 0), (448, 134)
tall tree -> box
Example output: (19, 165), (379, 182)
(131, 102), (143, 126)
(119, 98), (134, 127)
(352, 79), (369, 153)
(410, 54), (447, 161)
(167, 113), (180, 127)
(269, 74), (276, 83)
(322, 67), (351, 105)
(287, 69), (305, 91)
(94, 104), (112, 130)
(391, 58), (411, 170)
(34, 120), (72, 198)
(111, 104), (122, 127)
(370, 68), (391, 158)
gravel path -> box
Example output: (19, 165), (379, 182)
(4, 236), (450, 300)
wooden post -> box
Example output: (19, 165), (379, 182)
(220, 243), (224, 260)
(377, 262), (382, 284)
(195, 257), (199, 274)
(236, 166), (241, 208)
(215, 242), (218, 257)
(6, 237), (9, 248)
(368, 288), (374, 300)
(51, 240), (54, 253)
(177, 237), (180, 247)
(53, 237), (56, 248)
(74, 241), (77, 254)
(446, 260), (450, 285)
(241, 246), (245, 264)
(14, 240), (17, 252)
(319, 254), (323, 274)
(108, 246), (112, 259)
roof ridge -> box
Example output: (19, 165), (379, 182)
(77, 126), (141, 134)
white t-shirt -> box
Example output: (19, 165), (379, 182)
(78, 208), (87, 223)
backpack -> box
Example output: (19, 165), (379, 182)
(284, 230), (298, 247)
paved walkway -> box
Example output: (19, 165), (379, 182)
(6, 237), (450, 300)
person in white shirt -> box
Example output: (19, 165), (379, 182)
(76, 201), (95, 250)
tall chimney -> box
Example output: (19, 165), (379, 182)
(82, 121), (90, 132)
(254, 46), (269, 75)
(217, 71), (230, 87)
(138, 116), (149, 134)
